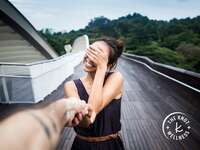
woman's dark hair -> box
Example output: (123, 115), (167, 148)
(97, 37), (124, 70)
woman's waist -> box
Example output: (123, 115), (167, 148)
(74, 124), (121, 137)
(75, 132), (121, 142)
(74, 126), (121, 137)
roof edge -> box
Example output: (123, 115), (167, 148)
(0, 0), (59, 58)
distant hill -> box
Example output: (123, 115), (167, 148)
(39, 13), (200, 73)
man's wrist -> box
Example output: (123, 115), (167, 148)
(46, 99), (67, 129)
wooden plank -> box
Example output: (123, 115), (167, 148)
(0, 57), (200, 150)
(0, 40), (30, 47)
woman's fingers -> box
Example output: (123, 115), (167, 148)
(77, 113), (83, 121)
(90, 45), (102, 53)
(87, 48), (98, 56)
(87, 51), (96, 59)
(69, 112), (84, 126)
(72, 117), (79, 126)
(86, 47), (103, 63)
(86, 51), (97, 63)
(89, 45), (108, 62)
(89, 46), (104, 58)
(90, 111), (96, 123)
(86, 45), (108, 69)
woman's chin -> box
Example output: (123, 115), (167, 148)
(83, 66), (96, 72)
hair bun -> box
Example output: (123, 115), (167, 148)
(97, 36), (124, 57)
(116, 39), (124, 57)
(116, 39), (124, 51)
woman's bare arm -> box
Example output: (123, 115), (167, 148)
(87, 67), (107, 115)
(88, 71), (123, 122)
(86, 46), (123, 123)
(100, 71), (123, 111)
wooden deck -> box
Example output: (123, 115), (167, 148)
(1, 57), (200, 150)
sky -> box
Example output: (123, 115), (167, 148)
(9, 0), (200, 32)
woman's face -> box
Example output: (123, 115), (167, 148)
(83, 41), (110, 73)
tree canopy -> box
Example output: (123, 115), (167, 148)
(39, 13), (200, 73)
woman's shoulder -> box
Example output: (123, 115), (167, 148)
(108, 71), (123, 81)
(64, 80), (77, 92)
(106, 71), (123, 100)
(105, 71), (124, 89)
(64, 79), (81, 97)
(64, 80), (74, 87)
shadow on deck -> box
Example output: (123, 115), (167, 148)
(0, 57), (200, 150)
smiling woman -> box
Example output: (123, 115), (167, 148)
(64, 37), (125, 150)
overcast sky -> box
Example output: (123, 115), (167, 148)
(9, 0), (200, 32)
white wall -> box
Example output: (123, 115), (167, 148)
(0, 51), (84, 103)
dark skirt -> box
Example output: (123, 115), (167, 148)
(71, 136), (125, 150)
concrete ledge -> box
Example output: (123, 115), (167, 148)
(0, 51), (84, 103)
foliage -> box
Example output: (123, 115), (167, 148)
(129, 42), (185, 66)
(39, 13), (200, 73)
(176, 43), (200, 72)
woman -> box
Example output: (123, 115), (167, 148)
(64, 37), (125, 150)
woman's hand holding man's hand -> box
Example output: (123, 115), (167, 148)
(64, 97), (94, 127)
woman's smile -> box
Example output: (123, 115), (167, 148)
(83, 56), (97, 72)
(85, 57), (96, 68)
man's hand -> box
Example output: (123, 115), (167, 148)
(64, 97), (89, 127)
(0, 97), (90, 150)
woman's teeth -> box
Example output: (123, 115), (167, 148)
(84, 57), (96, 68)
(86, 61), (93, 67)
(85, 59), (96, 68)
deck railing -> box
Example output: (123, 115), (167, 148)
(123, 53), (200, 92)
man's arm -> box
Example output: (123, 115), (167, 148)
(0, 98), (88, 150)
